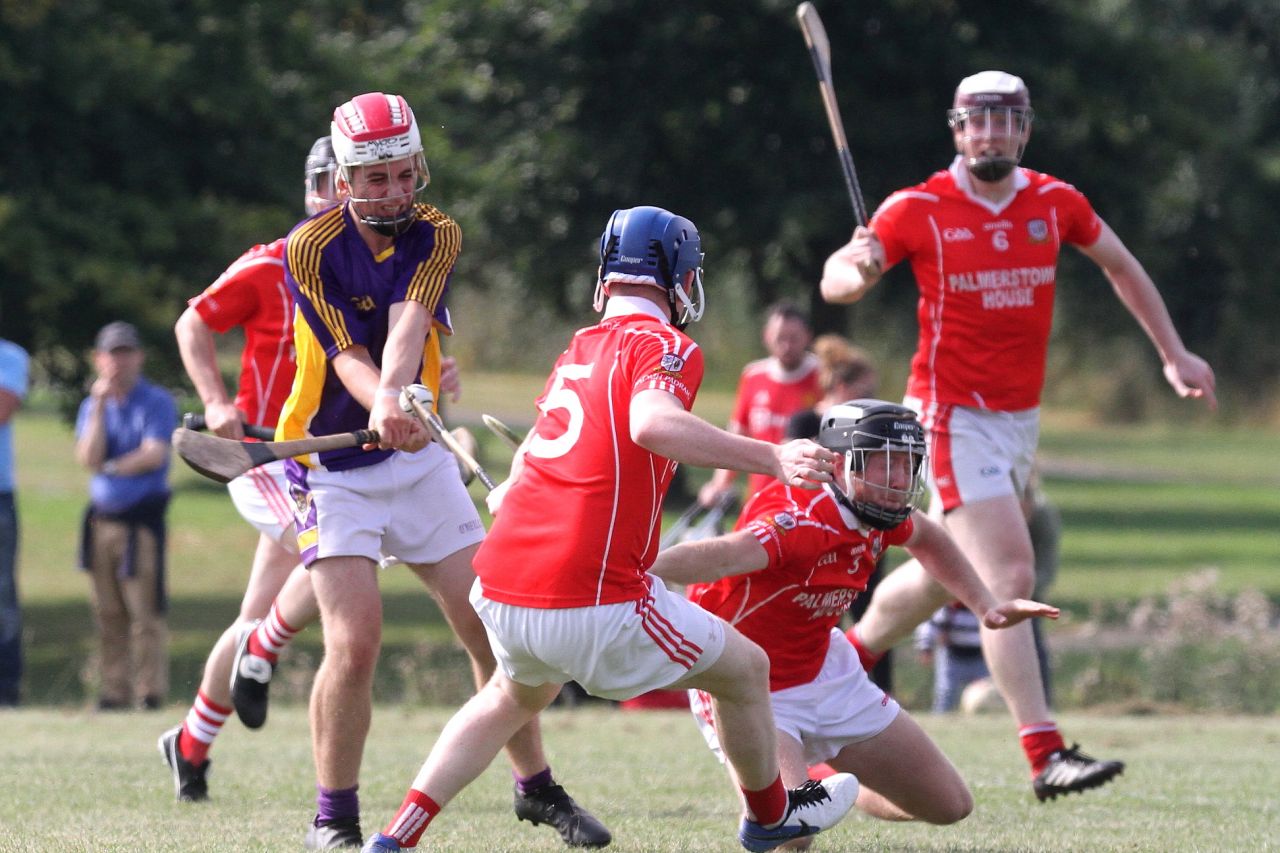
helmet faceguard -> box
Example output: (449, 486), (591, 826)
(594, 206), (705, 328)
(947, 70), (1034, 183)
(304, 136), (340, 216)
(818, 399), (926, 530)
(331, 92), (430, 237)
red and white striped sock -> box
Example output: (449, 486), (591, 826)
(180, 690), (232, 765)
(1019, 721), (1066, 775)
(382, 789), (441, 848)
(247, 602), (300, 664)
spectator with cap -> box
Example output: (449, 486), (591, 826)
(74, 321), (177, 710)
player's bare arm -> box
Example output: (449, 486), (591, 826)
(820, 225), (887, 304)
(1078, 221), (1218, 410)
(649, 529), (770, 587)
(485, 426), (533, 517)
(331, 343), (428, 453)
(369, 300), (434, 451)
(905, 512), (1059, 629)
(174, 306), (244, 439)
(630, 388), (835, 488)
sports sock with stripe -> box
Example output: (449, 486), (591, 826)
(179, 689), (231, 764)
(1019, 721), (1066, 774)
(247, 602), (300, 664)
(382, 788), (441, 848)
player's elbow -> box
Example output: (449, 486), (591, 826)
(820, 275), (865, 305)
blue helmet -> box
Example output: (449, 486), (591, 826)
(595, 206), (705, 326)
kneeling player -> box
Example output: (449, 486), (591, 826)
(651, 400), (1058, 841)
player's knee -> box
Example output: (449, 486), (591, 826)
(923, 785), (973, 825)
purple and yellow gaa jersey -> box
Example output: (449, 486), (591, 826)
(279, 202), (459, 471)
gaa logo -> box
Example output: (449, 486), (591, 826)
(659, 353), (685, 373)
(774, 512), (797, 530)
(943, 227), (975, 242)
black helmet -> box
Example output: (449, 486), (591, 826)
(304, 136), (339, 215)
(818, 399), (926, 529)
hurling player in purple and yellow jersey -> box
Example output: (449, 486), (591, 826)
(277, 92), (607, 851)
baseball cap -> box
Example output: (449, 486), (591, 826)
(94, 321), (142, 352)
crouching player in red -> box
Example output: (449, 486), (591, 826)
(650, 400), (1058, 840)
(361, 206), (860, 853)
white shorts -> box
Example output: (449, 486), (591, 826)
(227, 459), (296, 548)
(691, 628), (900, 767)
(289, 442), (485, 567)
(905, 397), (1039, 513)
(470, 576), (726, 702)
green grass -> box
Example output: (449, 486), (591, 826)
(0, 706), (1275, 851)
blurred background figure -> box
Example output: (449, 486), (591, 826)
(698, 301), (820, 508)
(74, 322), (177, 711)
(915, 469), (1061, 713)
(0, 337), (29, 707)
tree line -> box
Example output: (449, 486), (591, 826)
(1, 0), (1276, 416)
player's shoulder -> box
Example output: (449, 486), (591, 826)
(413, 203), (461, 238)
(1021, 168), (1088, 200)
(287, 204), (347, 251)
(739, 357), (772, 378)
(877, 170), (949, 216)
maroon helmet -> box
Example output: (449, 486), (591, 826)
(947, 71), (1034, 182)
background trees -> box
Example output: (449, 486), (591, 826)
(2, 0), (1276, 415)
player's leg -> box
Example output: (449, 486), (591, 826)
(846, 557), (950, 666)
(307, 553), (382, 846)
(231, 560), (317, 728)
(408, 544), (610, 848)
(943, 496), (1123, 798)
(367, 673), (562, 852)
(829, 711), (972, 824)
(678, 628), (860, 852)
(87, 519), (132, 709)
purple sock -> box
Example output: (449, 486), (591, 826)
(315, 783), (360, 825)
(514, 766), (554, 796)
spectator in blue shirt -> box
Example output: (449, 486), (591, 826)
(0, 338), (29, 706)
(75, 322), (177, 711)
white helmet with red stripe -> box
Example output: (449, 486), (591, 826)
(331, 92), (430, 236)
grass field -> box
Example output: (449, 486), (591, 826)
(0, 706), (1276, 852)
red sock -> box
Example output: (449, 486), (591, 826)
(180, 690), (232, 764)
(1019, 721), (1066, 775)
(741, 775), (788, 826)
(845, 625), (883, 672)
(247, 602), (300, 664)
(382, 789), (441, 848)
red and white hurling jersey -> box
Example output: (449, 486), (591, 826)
(729, 354), (821, 496)
(188, 239), (295, 428)
(687, 482), (913, 691)
(475, 310), (704, 608)
(872, 160), (1102, 412)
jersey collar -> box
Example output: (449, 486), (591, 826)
(603, 294), (670, 324)
(824, 481), (867, 531)
(765, 351), (818, 382)
(948, 155), (1030, 216)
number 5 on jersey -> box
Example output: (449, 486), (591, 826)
(528, 362), (594, 459)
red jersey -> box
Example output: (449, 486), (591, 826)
(188, 239), (295, 428)
(728, 354), (821, 496)
(872, 160), (1102, 412)
(687, 482), (913, 691)
(475, 303), (704, 608)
